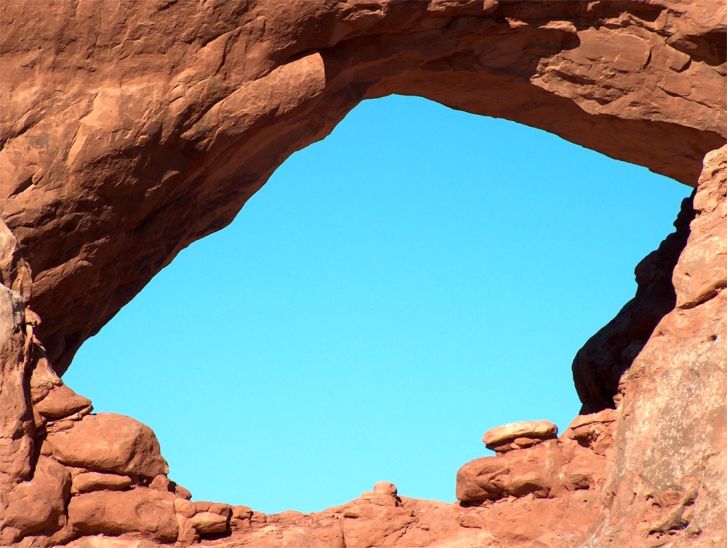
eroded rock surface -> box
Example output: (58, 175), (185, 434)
(44, 413), (168, 480)
(1, 0), (724, 377)
(0, 0), (725, 546)
(482, 420), (558, 453)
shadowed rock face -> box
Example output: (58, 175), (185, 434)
(0, 0), (725, 546)
(573, 193), (695, 413)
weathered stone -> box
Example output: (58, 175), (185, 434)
(673, 145), (727, 309)
(172, 482), (192, 500)
(66, 538), (163, 548)
(483, 420), (558, 451)
(173, 497), (196, 519)
(35, 384), (92, 420)
(592, 145), (727, 546)
(194, 501), (232, 518)
(564, 408), (618, 455)
(67, 488), (178, 542)
(231, 505), (254, 521)
(0, 1), (725, 546)
(71, 471), (133, 494)
(0, 1), (722, 380)
(148, 474), (171, 492)
(45, 413), (168, 479)
(372, 481), (398, 496)
(190, 512), (229, 536)
(1, 456), (70, 536)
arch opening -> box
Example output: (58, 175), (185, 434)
(1, 2), (724, 544)
(63, 95), (691, 513)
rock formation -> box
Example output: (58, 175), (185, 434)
(0, 0), (725, 546)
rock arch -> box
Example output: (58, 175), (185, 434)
(0, 1), (725, 545)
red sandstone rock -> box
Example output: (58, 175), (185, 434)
(591, 144), (727, 546)
(190, 511), (229, 536)
(0, 1), (725, 546)
(0, 0), (723, 378)
(0, 456), (70, 542)
(35, 384), (92, 420)
(482, 420), (558, 452)
(67, 488), (178, 542)
(44, 413), (168, 479)
(458, 425), (613, 505)
(563, 408), (617, 455)
(71, 471), (133, 494)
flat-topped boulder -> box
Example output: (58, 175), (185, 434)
(483, 420), (558, 453)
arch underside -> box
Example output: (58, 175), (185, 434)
(0, 0), (725, 545)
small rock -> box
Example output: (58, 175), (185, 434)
(29, 357), (62, 403)
(565, 409), (617, 453)
(190, 511), (229, 536)
(194, 501), (232, 517)
(174, 497), (196, 518)
(373, 481), (397, 496)
(457, 442), (557, 503)
(35, 384), (92, 420)
(149, 474), (172, 492)
(483, 420), (558, 452)
(231, 505), (253, 521)
(173, 482), (192, 500)
(72, 471), (133, 494)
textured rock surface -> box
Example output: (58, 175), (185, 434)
(459, 417), (612, 504)
(44, 413), (169, 479)
(482, 419), (558, 452)
(0, 0), (725, 546)
(68, 488), (179, 542)
(0, 0), (724, 376)
(591, 144), (727, 546)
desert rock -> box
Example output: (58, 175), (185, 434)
(482, 420), (558, 452)
(67, 488), (178, 543)
(35, 384), (92, 420)
(0, 456), (70, 541)
(45, 413), (168, 479)
(71, 471), (134, 494)
(0, 0), (725, 546)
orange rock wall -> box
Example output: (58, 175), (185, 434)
(0, 1), (725, 546)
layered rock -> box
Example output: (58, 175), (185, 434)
(482, 420), (558, 453)
(0, 0), (725, 546)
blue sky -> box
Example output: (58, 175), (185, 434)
(64, 95), (690, 514)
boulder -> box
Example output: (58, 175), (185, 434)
(482, 420), (558, 453)
(71, 471), (133, 494)
(1, 456), (71, 536)
(35, 384), (92, 420)
(564, 409), (617, 455)
(45, 413), (168, 479)
(457, 444), (553, 503)
(67, 488), (178, 542)
(190, 512), (229, 536)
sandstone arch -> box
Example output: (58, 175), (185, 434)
(0, 1), (725, 546)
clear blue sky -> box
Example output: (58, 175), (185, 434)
(64, 95), (690, 514)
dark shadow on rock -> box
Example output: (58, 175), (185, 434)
(572, 192), (695, 414)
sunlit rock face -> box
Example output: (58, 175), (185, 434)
(0, 0), (725, 546)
